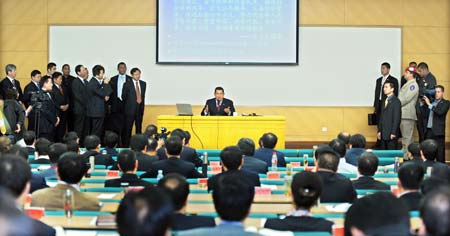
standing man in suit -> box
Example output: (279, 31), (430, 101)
(0, 64), (23, 102)
(377, 81), (401, 150)
(373, 62), (399, 123)
(71, 65), (89, 145)
(399, 67), (419, 157)
(35, 77), (59, 141)
(417, 62), (438, 142)
(423, 85), (449, 163)
(106, 62), (131, 146)
(51, 72), (69, 142)
(122, 67), (146, 147)
(201, 87), (235, 116)
(86, 65), (112, 139)
(62, 64), (76, 131)
(42, 62), (56, 81)
(23, 70), (42, 131)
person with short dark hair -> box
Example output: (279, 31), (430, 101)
(345, 134), (367, 166)
(254, 132), (286, 168)
(103, 131), (119, 156)
(31, 76), (59, 141)
(42, 62), (57, 81)
(420, 139), (448, 172)
(24, 130), (36, 155)
(264, 172), (333, 233)
(80, 135), (115, 167)
(29, 138), (52, 164)
(397, 162), (425, 211)
(422, 85), (449, 163)
(143, 124), (158, 139)
(238, 138), (268, 174)
(23, 69), (42, 132)
(315, 148), (356, 203)
(86, 65), (112, 139)
(141, 136), (204, 179)
(157, 128), (203, 167)
(106, 62), (131, 147)
(66, 140), (79, 154)
(337, 132), (351, 146)
(405, 143), (423, 165)
(419, 186), (450, 236)
(0, 64), (23, 102)
(352, 152), (390, 190)
(105, 150), (152, 188)
(31, 152), (100, 210)
(377, 80), (402, 151)
(373, 62), (399, 125)
(71, 65), (89, 145)
(62, 131), (79, 144)
(201, 86), (236, 116)
(179, 172), (259, 236)
(122, 67), (146, 147)
(130, 134), (158, 171)
(417, 62), (438, 142)
(157, 173), (215, 231)
(329, 138), (357, 174)
(39, 143), (67, 178)
(345, 192), (410, 236)
(207, 146), (260, 192)
(116, 187), (173, 236)
(51, 71), (69, 142)
(0, 155), (56, 236)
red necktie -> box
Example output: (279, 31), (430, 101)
(135, 81), (142, 104)
(217, 101), (221, 111)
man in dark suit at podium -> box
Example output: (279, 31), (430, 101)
(201, 87), (235, 116)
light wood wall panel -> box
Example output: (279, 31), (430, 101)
(1, 0), (449, 143)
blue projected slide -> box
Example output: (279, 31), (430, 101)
(157, 0), (298, 65)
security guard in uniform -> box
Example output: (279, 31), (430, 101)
(399, 66), (419, 159)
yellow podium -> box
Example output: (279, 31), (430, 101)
(157, 115), (286, 149)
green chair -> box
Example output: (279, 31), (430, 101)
(278, 149), (299, 157)
(372, 150), (403, 157)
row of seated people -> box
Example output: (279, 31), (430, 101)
(0, 148), (448, 236)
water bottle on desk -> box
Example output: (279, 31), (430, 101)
(156, 170), (164, 182)
(64, 189), (73, 219)
(271, 152), (278, 171)
(286, 163), (292, 176)
(303, 154), (309, 167)
(394, 157), (399, 173)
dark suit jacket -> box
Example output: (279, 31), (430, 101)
(424, 99), (450, 136)
(242, 155), (268, 174)
(422, 160), (448, 172)
(62, 75), (76, 105)
(31, 218), (56, 236)
(104, 173), (153, 187)
(264, 216), (333, 233)
(26, 146), (35, 156)
(2, 99), (25, 137)
(71, 77), (88, 115)
(38, 92), (59, 134)
(23, 81), (40, 108)
(207, 169), (260, 192)
(253, 148), (286, 167)
(399, 191), (422, 211)
(418, 72), (437, 97)
(104, 147), (118, 157)
(109, 74), (132, 113)
(51, 84), (69, 108)
(172, 213), (216, 231)
(344, 148), (366, 166)
(352, 176), (390, 190)
(140, 157), (204, 179)
(81, 150), (115, 167)
(157, 146), (203, 167)
(317, 170), (357, 203)
(0, 77), (23, 101)
(122, 79), (146, 116)
(377, 95), (401, 140)
(135, 152), (159, 171)
(30, 174), (48, 193)
(201, 98), (235, 116)
(86, 78), (113, 118)
(374, 75), (399, 113)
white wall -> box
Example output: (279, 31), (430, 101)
(49, 26), (401, 106)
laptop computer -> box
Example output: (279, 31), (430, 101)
(176, 103), (194, 116)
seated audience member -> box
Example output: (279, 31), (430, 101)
(29, 138), (52, 164)
(0, 136), (12, 153)
(179, 172), (260, 236)
(23, 130), (36, 156)
(419, 186), (450, 236)
(264, 171), (333, 233)
(31, 152), (101, 210)
(0, 155), (56, 235)
(130, 134), (158, 171)
(103, 131), (119, 157)
(144, 137), (160, 158)
(420, 167), (449, 195)
(184, 130), (191, 146)
(352, 152), (390, 190)
(254, 132), (286, 167)
(62, 131), (79, 144)
(66, 140), (79, 154)
(345, 134), (366, 166)
(238, 138), (268, 174)
(143, 124), (158, 139)
(157, 128), (202, 167)
(105, 150), (152, 188)
(337, 132), (351, 147)
(158, 173), (215, 230)
(329, 138), (357, 174)
(39, 143), (67, 179)
(116, 187), (173, 236)
(345, 192), (410, 236)
(315, 147), (356, 203)
(406, 143), (423, 165)
(397, 162), (425, 211)
(141, 136), (204, 179)
(420, 139), (448, 172)
(81, 135), (115, 167)
(207, 146), (260, 192)
(7, 145), (48, 193)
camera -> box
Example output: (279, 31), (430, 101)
(30, 91), (50, 110)
(156, 127), (170, 141)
